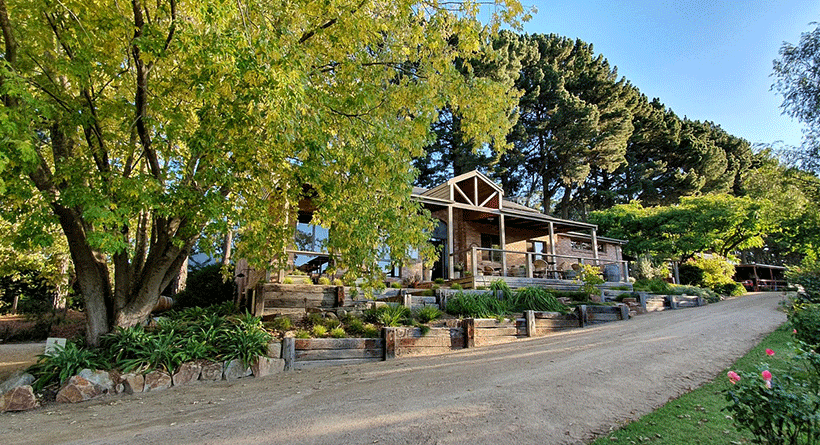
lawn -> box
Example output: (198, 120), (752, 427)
(589, 323), (795, 445)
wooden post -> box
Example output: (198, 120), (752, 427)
(464, 318), (475, 348)
(666, 295), (678, 310)
(577, 305), (588, 328)
(499, 214), (507, 276)
(526, 252), (533, 279)
(618, 304), (629, 320)
(471, 245), (478, 278)
(447, 206), (454, 279)
(383, 327), (396, 359)
(638, 292), (647, 312)
(336, 286), (345, 307)
(591, 228), (599, 265)
(525, 310), (536, 337)
(401, 290), (412, 308)
(282, 337), (295, 371)
(253, 284), (265, 316)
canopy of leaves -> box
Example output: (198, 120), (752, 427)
(0, 0), (529, 342)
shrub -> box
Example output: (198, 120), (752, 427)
(670, 285), (721, 303)
(509, 287), (568, 313)
(365, 304), (411, 327)
(450, 283), (463, 290)
(789, 304), (820, 348)
(633, 254), (669, 281)
(634, 278), (673, 294)
(265, 316), (292, 332)
(329, 327), (346, 338)
(28, 341), (108, 391)
(173, 264), (236, 309)
(445, 292), (508, 318)
(576, 264), (604, 300)
(318, 277), (331, 285)
(282, 277), (294, 284)
(718, 281), (746, 297)
(361, 323), (381, 338)
(413, 306), (443, 323)
(489, 280), (513, 300)
(684, 255), (737, 294)
(294, 329), (311, 339)
(786, 256), (820, 303)
(322, 317), (342, 330)
(344, 317), (365, 336)
(390, 281), (402, 289)
(0, 269), (57, 315)
(725, 347), (820, 444)
(311, 325), (328, 337)
(433, 278), (445, 285)
(333, 278), (344, 286)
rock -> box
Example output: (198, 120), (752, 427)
(56, 376), (103, 403)
(78, 369), (114, 393)
(251, 356), (285, 378)
(335, 309), (348, 319)
(172, 362), (202, 386)
(199, 360), (223, 381)
(0, 385), (38, 412)
(0, 371), (35, 394)
(325, 312), (338, 320)
(120, 373), (145, 394)
(143, 371), (172, 392)
(223, 359), (252, 379)
(266, 340), (282, 359)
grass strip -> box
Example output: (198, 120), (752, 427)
(589, 323), (794, 445)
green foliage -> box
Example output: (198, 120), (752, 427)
(0, 269), (56, 315)
(786, 256), (820, 303)
(362, 324), (381, 338)
(677, 263), (705, 286)
(445, 292), (508, 318)
(311, 325), (328, 337)
(413, 306), (443, 324)
(631, 254), (670, 281)
(576, 264), (604, 299)
(365, 304), (411, 327)
(265, 316), (292, 332)
(789, 304), (820, 349)
(590, 195), (773, 261)
(174, 264), (237, 309)
(724, 348), (820, 444)
(509, 287), (568, 313)
(28, 341), (108, 392)
(433, 278), (445, 285)
(343, 318), (366, 337)
(489, 279), (513, 300)
(282, 277), (294, 285)
(634, 278), (673, 295)
(686, 256), (737, 293)
(332, 279), (344, 286)
(390, 282), (402, 289)
(318, 277), (331, 285)
(294, 330), (311, 339)
(329, 327), (346, 338)
(670, 285), (721, 304)
(450, 283), (463, 290)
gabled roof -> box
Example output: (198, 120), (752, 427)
(421, 170), (503, 208)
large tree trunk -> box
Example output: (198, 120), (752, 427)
(220, 229), (233, 266)
(52, 255), (70, 311)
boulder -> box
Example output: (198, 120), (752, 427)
(78, 369), (115, 393)
(143, 371), (172, 392)
(0, 385), (38, 412)
(199, 361), (223, 381)
(251, 356), (285, 378)
(172, 362), (202, 386)
(223, 359), (252, 379)
(266, 340), (282, 359)
(119, 373), (145, 394)
(56, 376), (103, 403)
(0, 371), (35, 394)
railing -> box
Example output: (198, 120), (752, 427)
(449, 246), (629, 282)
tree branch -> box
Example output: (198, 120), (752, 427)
(131, 0), (163, 182)
(0, 0), (18, 107)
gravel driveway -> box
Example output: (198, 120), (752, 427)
(1, 292), (787, 445)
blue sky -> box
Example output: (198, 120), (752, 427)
(517, 0), (820, 148)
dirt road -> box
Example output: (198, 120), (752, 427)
(1, 292), (786, 445)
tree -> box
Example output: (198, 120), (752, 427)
(501, 34), (633, 217)
(590, 194), (774, 262)
(773, 21), (820, 170)
(0, 0), (528, 344)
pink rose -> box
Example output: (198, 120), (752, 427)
(766, 349), (775, 356)
(727, 371), (741, 384)
(762, 370), (773, 388)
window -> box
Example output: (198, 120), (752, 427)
(295, 222), (328, 252)
(570, 239), (606, 253)
(481, 233), (501, 262)
(527, 240), (548, 261)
